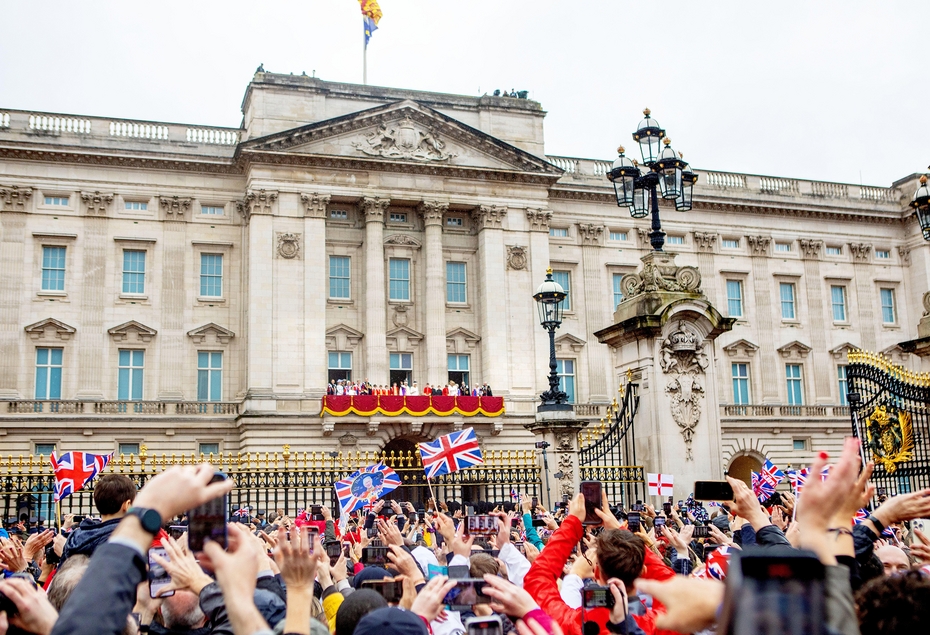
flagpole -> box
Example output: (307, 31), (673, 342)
(362, 32), (367, 85)
(56, 500), (61, 533)
(426, 477), (437, 509)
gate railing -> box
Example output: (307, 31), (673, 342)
(847, 350), (930, 497)
(578, 379), (643, 505)
(0, 446), (541, 525)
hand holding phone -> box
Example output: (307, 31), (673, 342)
(580, 481), (602, 525)
(187, 472), (228, 551)
(148, 547), (175, 598)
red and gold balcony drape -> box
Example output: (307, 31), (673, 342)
(321, 395), (505, 417)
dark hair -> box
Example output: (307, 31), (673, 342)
(856, 570), (930, 635)
(596, 529), (645, 587)
(858, 554), (884, 589)
(335, 589), (388, 635)
(93, 474), (136, 515)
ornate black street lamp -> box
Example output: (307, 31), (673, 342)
(534, 269), (570, 410)
(607, 109), (697, 252)
(910, 173), (930, 241)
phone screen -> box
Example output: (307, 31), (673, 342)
(361, 579), (404, 603)
(442, 578), (492, 605)
(531, 497), (538, 510)
(187, 473), (228, 551)
(627, 512), (641, 533)
(465, 515), (499, 537)
(663, 502), (672, 515)
(325, 541), (342, 564)
(693, 525), (710, 538)
(580, 481), (602, 525)
(466, 616), (503, 635)
(581, 586), (615, 609)
(362, 546), (389, 566)
(148, 547), (175, 598)
(694, 480), (734, 502)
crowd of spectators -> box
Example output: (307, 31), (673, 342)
(2, 437), (930, 635)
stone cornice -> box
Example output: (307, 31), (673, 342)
(0, 145), (235, 175)
(300, 192), (331, 219)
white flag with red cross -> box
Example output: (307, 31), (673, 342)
(647, 473), (674, 497)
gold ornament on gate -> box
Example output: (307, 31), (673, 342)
(864, 404), (914, 474)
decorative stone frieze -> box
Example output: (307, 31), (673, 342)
(472, 205), (506, 231)
(300, 192), (331, 218)
(693, 232), (718, 253)
(898, 246), (912, 266)
(506, 245), (528, 270)
(798, 238), (823, 259)
(0, 185), (32, 211)
(384, 234), (420, 247)
(525, 208), (551, 232)
(81, 191), (113, 216)
(358, 196), (390, 223)
(352, 114), (455, 162)
(159, 196), (192, 221)
(660, 322), (710, 461)
(746, 235), (771, 256)
(577, 223), (605, 246)
(240, 189), (278, 222)
(619, 251), (701, 300)
(849, 242), (872, 261)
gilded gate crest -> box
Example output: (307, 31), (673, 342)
(865, 404), (914, 474)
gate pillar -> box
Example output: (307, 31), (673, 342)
(594, 251), (734, 501)
(525, 409), (584, 511)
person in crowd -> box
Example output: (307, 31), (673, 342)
(59, 474), (136, 568)
(875, 544), (910, 575)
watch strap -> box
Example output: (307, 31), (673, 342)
(867, 514), (885, 534)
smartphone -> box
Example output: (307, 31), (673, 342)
(465, 515), (499, 537)
(448, 564), (471, 579)
(580, 481), (602, 525)
(72, 515), (85, 523)
(531, 497), (538, 511)
(465, 615), (503, 635)
(663, 502), (672, 516)
(311, 505), (325, 521)
(627, 512), (641, 533)
(325, 541), (342, 565)
(147, 546), (175, 599)
(514, 541), (525, 554)
(362, 546), (389, 566)
(361, 579), (405, 603)
(188, 472), (228, 551)
(631, 503), (644, 512)
(912, 519), (930, 536)
(531, 518), (546, 527)
(693, 525), (710, 538)
(581, 585), (615, 609)
(307, 528), (319, 552)
(694, 481), (734, 502)
(343, 542), (351, 558)
(442, 578), (492, 606)
(719, 546), (826, 635)
(367, 527), (379, 539)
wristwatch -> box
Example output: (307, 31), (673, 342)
(867, 514), (885, 534)
(127, 507), (163, 534)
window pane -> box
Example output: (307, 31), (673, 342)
(786, 364), (803, 405)
(731, 363), (750, 405)
(119, 443), (140, 455)
(831, 286), (846, 322)
(200, 254), (223, 297)
(726, 280), (743, 317)
(793, 439), (806, 450)
(881, 288), (895, 323)
(118, 367), (130, 400)
(329, 256), (351, 299)
(35, 364), (47, 400)
(552, 271), (571, 311)
(446, 262), (467, 303)
(556, 359), (575, 403)
(780, 283), (795, 320)
(837, 365), (848, 406)
(41, 246), (66, 291)
(131, 365), (143, 400)
(389, 259), (410, 301)
(199, 443), (220, 456)
(197, 369), (209, 401)
(122, 250), (146, 294)
(35, 444), (56, 456)
(49, 366), (61, 400)
(612, 273), (624, 309)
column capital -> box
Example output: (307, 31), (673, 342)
(472, 205), (506, 231)
(798, 238), (823, 260)
(300, 192), (331, 219)
(81, 191), (114, 216)
(418, 200), (449, 226)
(848, 242), (872, 261)
(525, 207), (552, 232)
(238, 189), (278, 222)
(159, 196), (192, 222)
(693, 232), (718, 253)
(746, 235), (771, 256)
(0, 185), (32, 212)
(577, 223), (605, 246)
(359, 196), (390, 223)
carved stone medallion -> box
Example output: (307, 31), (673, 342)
(659, 322), (709, 461)
(276, 233), (301, 259)
(507, 245), (528, 270)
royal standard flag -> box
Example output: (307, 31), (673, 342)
(358, 0), (383, 46)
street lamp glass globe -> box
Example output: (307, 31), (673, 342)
(533, 270), (566, 326)
(608, 146), (639, 208)
(630, 183), (649, 218)
(655, 140), (684, 200)
(632, 108), (665, 164)
(676, 167), (698, 211)
(911, 175), (930, 241)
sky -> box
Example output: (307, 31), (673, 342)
(1, 0), (927, 187)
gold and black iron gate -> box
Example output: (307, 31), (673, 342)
(847, 351), (930, 495)
(1, 447), (541, 523)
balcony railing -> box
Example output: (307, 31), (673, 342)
(573, 403), (604, 417)
(721, 404), (850, 418)
(3, 400), (239, 416)
(321, 395), (504, 417)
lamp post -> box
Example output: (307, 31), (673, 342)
(910, 173), (930, 241)
(607, 109), (697, 252)
(534, 268), (570, 411)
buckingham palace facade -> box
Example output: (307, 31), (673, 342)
(0, 71), (926, 474)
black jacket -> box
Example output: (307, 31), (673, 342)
(60, 517), (122, 567)
(52, 542), (146, 635)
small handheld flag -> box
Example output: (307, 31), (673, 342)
(751, 459), (785, 502)
(334, 463), (400, 516)
(647, 473), (674, 497)
(418, 428), (484, 479)
(49, 451), (112, 502)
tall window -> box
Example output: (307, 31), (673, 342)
(552, 270), (571, 310)
(837, 365), (848, 406)
(35, 348), (62, 400)
(328, 352), (352, 382)
(41, 246), (66, 291)
(446, 262), (467, 303)
(329, 256), (351, 299)
(612, 273), (624, 309)
(197, 352), (223, 402)
(122, 250), (146, 295)
(831, 285), (847, 322)
(448, 354), (470, 387)
(726, 280), (743, 318)
(780, 282), (796, 320)
(880, 288), (896, 324)
(389, 258), (410, 301)
(117, 350), (144, 401)
(200, 254), (223, 297)
(785, 364), (803, 405)
(556, 359), (575, 403)
(390, 353), (413, 386)
(731, 363), (750, 405)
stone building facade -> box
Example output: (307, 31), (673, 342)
(0, 72), (926, 491)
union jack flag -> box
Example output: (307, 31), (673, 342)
(752, 459), (785, 502)
(49, 451), (112, 502)
(699, 545), (733, 580)
(418, 428), (484, 479)
(334, 463), (401, 516)
(853, 508), (869, 524)
(233, 506), (251, 518)
(793, 465), (830, 496)
(510, 488), (519, 500)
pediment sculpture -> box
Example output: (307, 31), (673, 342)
(352, 115), (455, 162)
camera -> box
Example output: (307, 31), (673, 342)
(581, 585), (615, 609)
(534, 441), (551, 449)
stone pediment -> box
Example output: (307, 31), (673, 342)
(386, 326), (425, 351)
(187, 323), (235, 345)
(723, 338), (759, 358)
(777, 340), (812, 359)
(238, 100), (562, 176)
(326, 324), (365, 350)
(881, 344), (911, 365)
(24, 318), (76, 341)
(555, 333), (586, 354)
(829, 342), (859, 361)
(107, 320), (157, 343)
(446, 327), (481, 353)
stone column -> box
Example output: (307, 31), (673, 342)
(799, 239), (832, 402)
(578, 223), (610, 403)
(244, 190), (278, 398)
(157, 197), (191, 400)
(419, 201), (449, 387)
(747, 235), (779, 403)
(526, 209), (553, 399)
(525, 411), (583, 510)
(75, 192), (113, 399)
(361, 197), (390, 385)
(472, 205), (509, 394)
(302, 193), (331, 397)
(0, 186), (31, 398)
(850, 243), (877, 351)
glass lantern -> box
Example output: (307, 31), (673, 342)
(655, 139), (686, 200)
(911, 174), (930, 241)
(676, 168), (698, 211)
(607, 146), (640, 208)
(632, 108), (665, 164)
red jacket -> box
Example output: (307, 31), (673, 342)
(523, 515), (679, 635)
